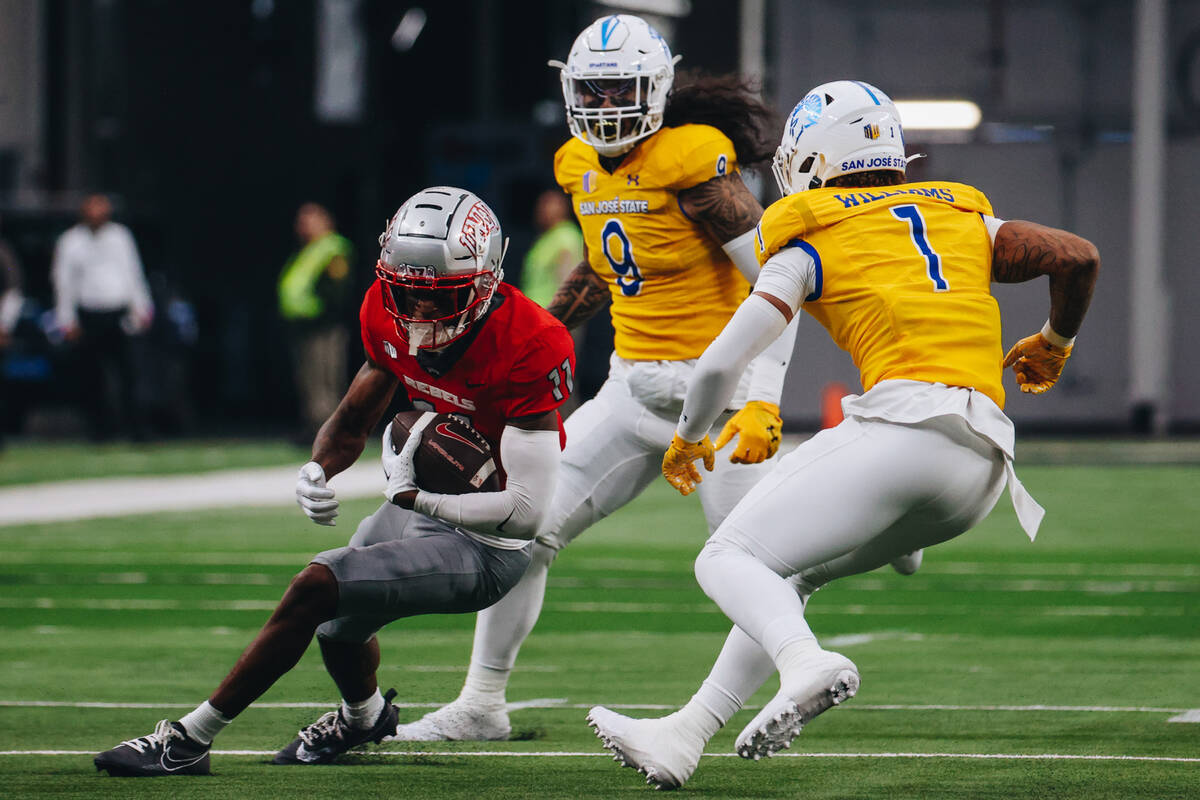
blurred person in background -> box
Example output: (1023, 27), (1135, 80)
(392, 13), (810, 743)
(51, 194), (154, 441)
(520, 188), (583, 307)
(0, 216), (25, 449)
(520, 188), (585, 413)
(589, 80), (1100, 789)
(278, 202), (354, 442)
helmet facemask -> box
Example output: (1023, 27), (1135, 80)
(375, 261), (498, 352)
(561, 72), (669, 157)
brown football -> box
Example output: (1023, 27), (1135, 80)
(390, 411), (502, 495)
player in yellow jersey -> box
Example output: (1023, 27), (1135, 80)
(391, 14), (802, 743)
(589, 80), (1099, 788)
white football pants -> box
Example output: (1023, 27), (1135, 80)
(465, 357), (777, 676)
(695, 412), (1007, 669)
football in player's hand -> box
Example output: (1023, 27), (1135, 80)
(390, 411), (501, 495)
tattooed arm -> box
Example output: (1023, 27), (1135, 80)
(678, 173), (765, 282)
(678, 173), (764, 242)
(992, 220), (1100, 338)
(546, 245), (611, 330)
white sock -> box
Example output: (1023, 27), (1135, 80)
(684, 625), (778, 735)
(672, 696), (724, 742)
(773, 636), (825, 688)
(460, 662), (509, 708)
(179, 701), (231, 745)
(760, 617), (817, 664)
(458, 542), (556, 707)
(342, 688), (385, 729)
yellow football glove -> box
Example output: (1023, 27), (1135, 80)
(662, 433), (715, 496)
(713, 401), (782, 464)
(1003, 332), (1073, 394)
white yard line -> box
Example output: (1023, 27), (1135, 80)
(0, 597), (1191, 617)
(0, 700), (1192, 714)
(4, 749), (1197, 762)
(0, 462), (382, 526)
(2, 597), (1190, 618)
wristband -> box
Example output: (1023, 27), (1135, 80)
(1040, 320), (1076, 348)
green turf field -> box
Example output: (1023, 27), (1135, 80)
(1, 461), (1197, 798)
(0, 440), (310, 487)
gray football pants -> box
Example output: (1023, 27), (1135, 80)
(313, 502), (531, 643)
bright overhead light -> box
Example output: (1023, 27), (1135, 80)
(391, 8), (427, 52)
(895, 100), (982, 131)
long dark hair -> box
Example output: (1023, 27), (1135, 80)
(663, 71), (779, 166)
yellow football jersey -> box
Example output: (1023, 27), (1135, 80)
(554, 124), (751, 360)
(756, 181), (1006, 407)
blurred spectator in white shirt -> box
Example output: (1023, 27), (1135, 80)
(0, 218), (24, 448)
(0, 219), (22, 349)
(52, 194), (155, 439)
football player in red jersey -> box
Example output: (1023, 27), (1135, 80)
(94, 187), (575, 776)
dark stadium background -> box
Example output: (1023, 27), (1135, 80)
(0, 0), (748, 433)
(3, 0), (1200, 436)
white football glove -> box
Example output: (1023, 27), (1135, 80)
(382, 413), (434, 504)
(296, 461), (338, 526)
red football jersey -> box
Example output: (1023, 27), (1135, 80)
(360, 282), (575, 457)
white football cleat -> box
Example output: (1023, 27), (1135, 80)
(889, 549), (923, 576)
(735, 649), (859, 761)
(385, 699), (510, 742)
(587, 706), (706, 790)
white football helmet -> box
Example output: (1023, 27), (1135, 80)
(771, 80), (908, 196)
(376, 187), (507, 352)
(550, 14), (680, 157)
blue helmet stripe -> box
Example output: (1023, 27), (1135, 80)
(851, 81), (881, 105)
(601, 16), (619, 47)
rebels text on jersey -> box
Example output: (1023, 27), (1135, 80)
(360, 282), (575, 453)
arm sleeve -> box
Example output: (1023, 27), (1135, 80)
(413, 426), (561, 539)
(677, 294), (790, 442)
(752, 245), (818, 315)
(745, 312), (800, 404)
(51, 235), (78, 329)
(740, 245), (816, 403)
(721, 228), (760, 284)
(981, 214), (1006, 244)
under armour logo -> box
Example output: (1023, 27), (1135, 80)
(626, 174), (640, 186)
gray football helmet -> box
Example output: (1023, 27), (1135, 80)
(376, 187), (508, 352)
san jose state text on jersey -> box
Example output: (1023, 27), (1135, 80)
(577, 197), (651, 216)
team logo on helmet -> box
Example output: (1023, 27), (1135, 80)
(599, 15), (622, 47)
(864, 123), (881, 140)
(458, 202), (499, 258)
(789, 93), (824, 139)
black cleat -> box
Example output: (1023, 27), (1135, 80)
(94, 720), (211, 777)
(273, 688), (399, 765)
